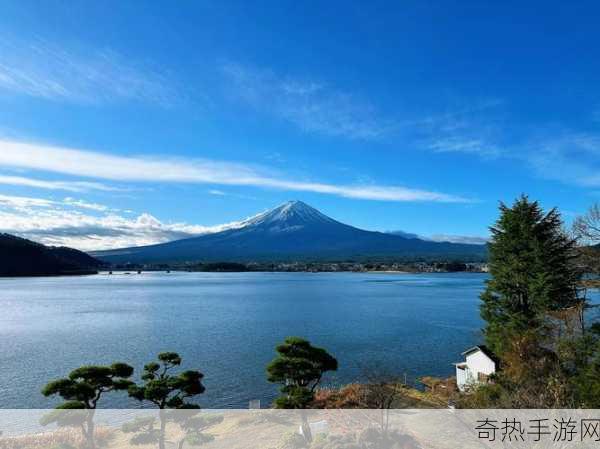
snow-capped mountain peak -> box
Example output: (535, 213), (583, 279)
(242, 200), (337, 230)
(94, 200), (487, 263)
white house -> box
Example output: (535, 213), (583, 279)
(454, 345), (498, 392)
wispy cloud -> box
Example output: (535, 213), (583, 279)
(427, 137), (501, 157)
(0, 174), (122, 192)
(222, 62), (395, 140)
(410, 99), (505, 158)
(0, 193), (55, 209)
(207, 189), (259, 201)
(426, 234), (489, 245)
(527, 133), (600, 187)
(0, 139), (473, 203)
(0, 193), (116, 213)
(62, 197), (110, 212)
(0, 36), (178, 105)
(0, 193), (248, 250)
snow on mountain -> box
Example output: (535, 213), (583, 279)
(94, 200), (487, 263)
(240, 200), (337, 232)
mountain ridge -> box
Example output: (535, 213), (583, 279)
(0, 233), (104, 276)
(94, 201), (488, 264)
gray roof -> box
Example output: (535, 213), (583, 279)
(461, 345), (499, 365)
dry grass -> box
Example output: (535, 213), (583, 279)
(313, 384), (364, 408)
(313, 383), (445, 409)
(0, 427), (113, 449)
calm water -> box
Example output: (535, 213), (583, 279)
(0, 272), (536, 408)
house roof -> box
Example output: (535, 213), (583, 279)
(461, 345), (499, 365)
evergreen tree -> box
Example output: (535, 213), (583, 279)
(267, 337), (338, 409)
(41, 363), (134, 449)
(481, 195), (583, 357)
(171, 410), (223, 449)
(121, 416), (161, 446)
(128, 352), (205, 449)
(267, 337), (337, 442)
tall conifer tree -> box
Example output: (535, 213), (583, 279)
(481, 195), (583, 356)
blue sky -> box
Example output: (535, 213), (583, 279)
(0, 0), (599, 250)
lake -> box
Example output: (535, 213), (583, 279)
(0, 271), (579, 409)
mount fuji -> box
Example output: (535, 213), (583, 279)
(93, 201), (487, 264)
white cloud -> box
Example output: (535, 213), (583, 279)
(62, 197), (110, 212)
(0, 139), (472, 203)
(0, 193), (54, 209)
(207, 189), (259, 201)
(427, 137), (501, 157)
(388, 228), (489, 245)
(413, 99), (505, 159)
(0, 193), (118, 213)
(222, 62), (395, 140)
(0, 174), (121, 192)
(0, 192), (486, 251)
(426, 234), (489, 245)
(0, 193), (249, 250)
(527, 133), (600, 187)
(0, 37), (178, 105)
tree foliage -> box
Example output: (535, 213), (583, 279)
(463, 196), (600, 408)
(128, 352), (205, 408)
(171, 410), (223, 449)
(0, 233), (102, 276)
(480, 195), (583, 356)
(42, 363), (134, 409)
(41, 363), (134, 449)
(558, 323), (600, 407)
(128, 352), (205, 449)
(122, 416), (161, 446)
(267, 337), (338, 409)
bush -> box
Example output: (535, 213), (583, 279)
(277, 432), (307, 449)
(308, 429), (421, 449)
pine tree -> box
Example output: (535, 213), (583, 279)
(267, 337), (338, 409)
(267, 337), (337, 442)
(481, 195), (583, 357)
(128, 352), (205, 449)
(41, 363), (134, 449)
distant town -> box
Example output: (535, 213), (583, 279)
(107, 260), (490, 274)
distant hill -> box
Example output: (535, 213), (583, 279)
(387, 230), (421, 239)
(0, 233), (103, 276)
(94, 201), (488, 264)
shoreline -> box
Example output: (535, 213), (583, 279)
(95, 269), (488, 275)
(0, 270), (493, 278)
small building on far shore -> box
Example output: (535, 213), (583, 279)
(454, 345), (498, 392)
